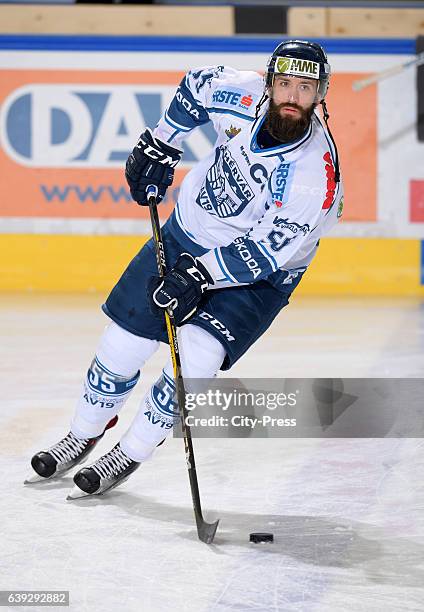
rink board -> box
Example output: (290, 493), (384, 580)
(0, 35), (423, 294)
(1, 234), (423, 296)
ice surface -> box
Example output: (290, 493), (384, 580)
(1, 295), (424, 612)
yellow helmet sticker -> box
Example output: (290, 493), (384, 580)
(275, 57), (320, 79)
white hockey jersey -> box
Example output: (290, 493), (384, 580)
(154, 65), (344, 289)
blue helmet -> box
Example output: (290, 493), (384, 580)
(266, 40), (331, 100)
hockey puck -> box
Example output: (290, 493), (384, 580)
(249, 532), (274, 543)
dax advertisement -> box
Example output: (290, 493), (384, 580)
(0, 64), (376, 225)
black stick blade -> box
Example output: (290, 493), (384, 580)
(198, 518), (219, 544)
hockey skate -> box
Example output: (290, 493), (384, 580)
(67, 443), (140, 499)
(24, 416), (118, 484)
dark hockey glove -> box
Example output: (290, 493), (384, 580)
(149, 254), (213, 325)
(125, 128), (182, 205)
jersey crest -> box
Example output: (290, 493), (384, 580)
(196, 146), (254, 218)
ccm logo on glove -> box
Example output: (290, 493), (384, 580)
(139, 143), (180, 167)
(149, 253), (213, 325)
(125, 128), (182, 206)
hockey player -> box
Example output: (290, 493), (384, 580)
(26, 40), (343, 498)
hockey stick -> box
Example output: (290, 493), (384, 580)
(146, 185), (219, 545)
(352, 51), (424, 91)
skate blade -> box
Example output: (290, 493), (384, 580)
(24, 472), (54, 484)
(24, 469), (72, 485)
(66, 485), (93, 500)
(66, 475), (132, 500)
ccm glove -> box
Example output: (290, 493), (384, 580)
(149, 254), (213, 325)
(125, 128), (182, 205)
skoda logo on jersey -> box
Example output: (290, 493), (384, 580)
(175, 87), (200, 119)
(0, 84), (213, 168)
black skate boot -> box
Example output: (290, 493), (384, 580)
(24, 416), (118, 484)
(67, 443), (140, 499)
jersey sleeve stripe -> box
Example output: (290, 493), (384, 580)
(205, 107), (255, 121)
(214, 248), (238, 283)
(164, 110), (193, 132)
(168, 129), (181, 143)
(174, 204), (198, 241)
(256, 240), (279, 272)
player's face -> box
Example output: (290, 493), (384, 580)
(271, 75), (318, 115)
(265, 75), (318, 143)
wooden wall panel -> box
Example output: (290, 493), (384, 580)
(287, 8), (327, 38)
(0, 5), (234, 36)
(1, 5), (423, 40)
(329, 8), (424, 38)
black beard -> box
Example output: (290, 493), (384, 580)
(264, 99), (316, 143)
